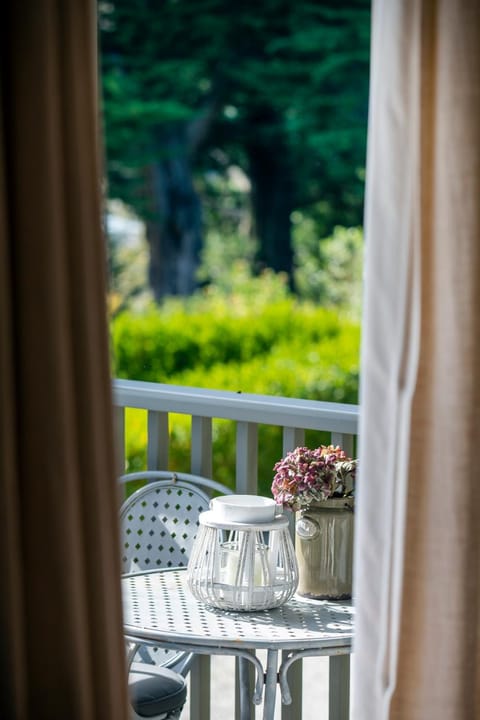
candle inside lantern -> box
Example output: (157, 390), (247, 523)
(221, 545), (268, 586)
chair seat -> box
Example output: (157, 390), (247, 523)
(129, 663), (187, 718)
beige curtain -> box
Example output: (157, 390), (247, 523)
(353, 0), (480, 718)
(0, 2), (129, 718)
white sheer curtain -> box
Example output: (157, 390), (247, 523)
(353, 0), (480, 718)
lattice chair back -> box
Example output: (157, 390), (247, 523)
(119, 470), (233, 675)
(121, 483), (207, 572)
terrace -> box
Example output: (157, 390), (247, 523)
(115, 378), (359, 720)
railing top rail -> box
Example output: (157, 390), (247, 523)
(113, 379), (359, 434)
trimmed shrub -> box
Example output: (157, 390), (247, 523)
(111, 294), (360, 496)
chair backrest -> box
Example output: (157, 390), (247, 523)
(119, 471), (234, 574)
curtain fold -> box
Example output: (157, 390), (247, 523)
(354, 0), (480, 718)
(0, 2), (129, 718)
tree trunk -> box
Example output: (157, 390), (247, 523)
(245, 108), (294, 285)
(145, 126), (202, 301)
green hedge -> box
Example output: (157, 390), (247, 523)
(112, 299), (349, 380)
(111, 297), (360, 495)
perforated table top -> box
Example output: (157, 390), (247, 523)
(122, 568), (354, 652)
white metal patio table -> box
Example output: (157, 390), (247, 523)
(122, 568), (354, 720)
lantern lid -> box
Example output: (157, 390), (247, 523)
(210, 494), (277, 523)
(199, 509), (289, 531)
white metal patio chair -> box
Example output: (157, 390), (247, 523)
(119, 470), (234, 718)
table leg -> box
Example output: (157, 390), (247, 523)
(329, 654), (350, 720)
(263, 649), (279, 720)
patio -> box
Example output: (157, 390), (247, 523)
(114, 378), (358, 720)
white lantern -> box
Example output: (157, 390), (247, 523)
(187, 495), (298, 611)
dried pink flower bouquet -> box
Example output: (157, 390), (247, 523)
(271, 445), (358, 511)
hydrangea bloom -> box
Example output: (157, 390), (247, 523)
(271, 445), (357, 511)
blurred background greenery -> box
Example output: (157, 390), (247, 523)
(99, 0), (370, 490)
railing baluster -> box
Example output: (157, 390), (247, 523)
(190, 414), (214, 719)
(235, 421), (258, 494)
(329, 655), (350, 720)
(235, 652), (255, 720)
(282, 427), (305, 454)
(191, 415), (213, 477)
(189, 654), (211, 720)
(281, 426), (304, 719)
(331, 432), (354, 457)
(114, 406), (125, 473)
(147, 410), (169, 470)
(234, 421), (258, 719)
(114, 406), (127, 506)
(281, 649), (302, 720)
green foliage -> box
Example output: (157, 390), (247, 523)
(112, 284), (360, 494)
(100, 1), (370, 289)
(293, 222), (363, 318)
(173, 329), (359, 403)
(112, 289), (357, 389)
(106, 202), (152, 317)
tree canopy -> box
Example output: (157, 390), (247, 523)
(99, 0), (370, 300)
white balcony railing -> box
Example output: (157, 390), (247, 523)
(114, 378), (359, 720)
